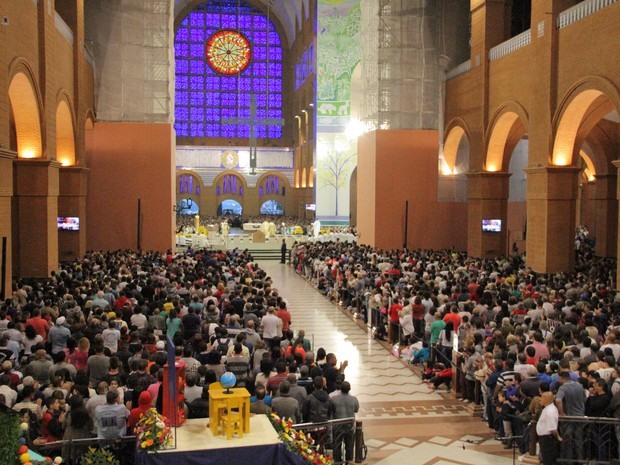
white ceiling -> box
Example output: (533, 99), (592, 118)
(174, 0), (308, 47)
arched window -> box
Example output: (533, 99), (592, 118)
(175, 0), (283, 139)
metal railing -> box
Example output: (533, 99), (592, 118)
(34, 435), (137, 465)
(446, 60), (472, 80)
(489, 29), (531, 61)
(557, 0), (618, 29)
(293, 418), (366, 465)
(557, 415), (619, 464)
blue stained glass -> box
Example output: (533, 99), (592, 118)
(259, 187), (263, 196)
(189, 13), (205, 27)
(221, 14), (237, 28)
(268, 127), (282, 138)
(253, 31), (267, 44)
(219, 79), (234, 91)
(269, 48), (282, 61)
(190, 60), (205, 74)
(175, 123), (189, 136)
(222, 126), (235, 137)
(206, 111), (218, 123)
(206, 76), (220, 90)
(190, 43), (204, 57)
(175, 0), (283, 140)
(176, 91), (189, 105)
(190, 107), (204, 120)
(269, 32), (280, 45)
(253, 47), (266, 60)
(269, 63), (282, 75)
(205, 124), (217, 137)
(176, 60), (188, 73)
(190, 76), (204, 88)
(253, 16), (267, 29)
(190, 28), (204, 42)
(175, 42), (188, 55)
(176, 29), (188, 42)
(206, 94), (220, 106)
(221, 94), (236, 107)
(177, 76), (189, 90)
(268, 94), (281, 107)
(190, 123), (204, 134)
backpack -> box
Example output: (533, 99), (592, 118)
(216, 338), (230, 356)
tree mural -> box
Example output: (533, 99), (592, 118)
(317, 140), (357, 216)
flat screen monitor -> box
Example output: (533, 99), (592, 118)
(58, 216), (80, 231)
(305, 203), (316, 211)
(482, 219), (501, 233)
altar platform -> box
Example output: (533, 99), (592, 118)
(136, 416), (304, 465)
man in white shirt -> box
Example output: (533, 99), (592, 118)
(260, 306), (280, 348)
(102, 322), (121, 353)
(536, 391), (561, 465)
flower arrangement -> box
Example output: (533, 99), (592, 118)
(79, 448), (118, 465)
(135, 408), (174, 452)
(269, 414), (332, 465)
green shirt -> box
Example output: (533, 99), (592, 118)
(430, 320), (446, 344)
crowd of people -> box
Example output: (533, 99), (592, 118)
(0, 248), (357, 464)
(291, 238), (620, 464)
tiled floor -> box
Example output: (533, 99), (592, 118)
(259, 261), (516, 465)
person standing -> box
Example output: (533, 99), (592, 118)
(94, 390), (130, 439)
(555, 371), (586, 462)
(331, 381), (359, 465)
(536, 391), (561, 465)
(281, 239), (287, 264)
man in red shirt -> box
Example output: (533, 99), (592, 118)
(442, 305), (461, 333)
(26, 308), (50, 339)
(276, 302), (292, 332)
(388, 298), (403, 344)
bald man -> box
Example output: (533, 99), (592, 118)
(536, 391), (561, 465)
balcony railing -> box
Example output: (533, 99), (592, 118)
(557, 0), (618, 29)
(489, 29), (531, 61)
(446, 60), (471, 80)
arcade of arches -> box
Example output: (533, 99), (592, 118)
(0, 0), (620, 300)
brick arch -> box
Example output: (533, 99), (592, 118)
(176, 170), (203, 197)
(56, 92), (76, 166)
(485, 102), (529, 172)
(552, 77), (620, 167)
(257, 170), (290, 190)
(443, 118), (471, 174)
(8, 61), (44, 159)
(213, 170), (247, 197)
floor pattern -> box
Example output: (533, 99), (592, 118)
(259, 261), (517, 465)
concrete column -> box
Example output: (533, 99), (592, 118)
(591, 174), (617, 258)
(613, 161), (620, 289)
(466, 171), (511, 258)
(525, 166), (580, 274)
(13, 159), (60, 278)
(0, 149), (17, 298)
(58, 166), (88, 261)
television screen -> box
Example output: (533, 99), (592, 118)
(305, 204), (316, 211)
(58, 216), (80, 231)
(482, 219), (501, 233)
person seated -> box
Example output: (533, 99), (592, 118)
(188, 386), (210, 419)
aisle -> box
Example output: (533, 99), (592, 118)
(259, 262), (515, 465)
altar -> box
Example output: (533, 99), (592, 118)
(135, 416), (305, 465)
(243, 223), (262, 231)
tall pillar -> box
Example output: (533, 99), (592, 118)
(58, 167), (88, 261)
(0, 149), (16, 298)
(525, 166), (580, 274)
(613, 161), (620, 289)
(13, 159), (60, 278)
(467, 172), (511, 258)
(591, 174), (617, 258)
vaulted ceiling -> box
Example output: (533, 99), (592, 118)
(174, 0), (309, 48)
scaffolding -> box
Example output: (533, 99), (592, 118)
(360, 0), (443, 131)
(85, 0), (174, 123)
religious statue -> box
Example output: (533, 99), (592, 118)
(194, 214), (200, 233)
(312, 220), (321, 238)
(221, 222), (230, 237)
